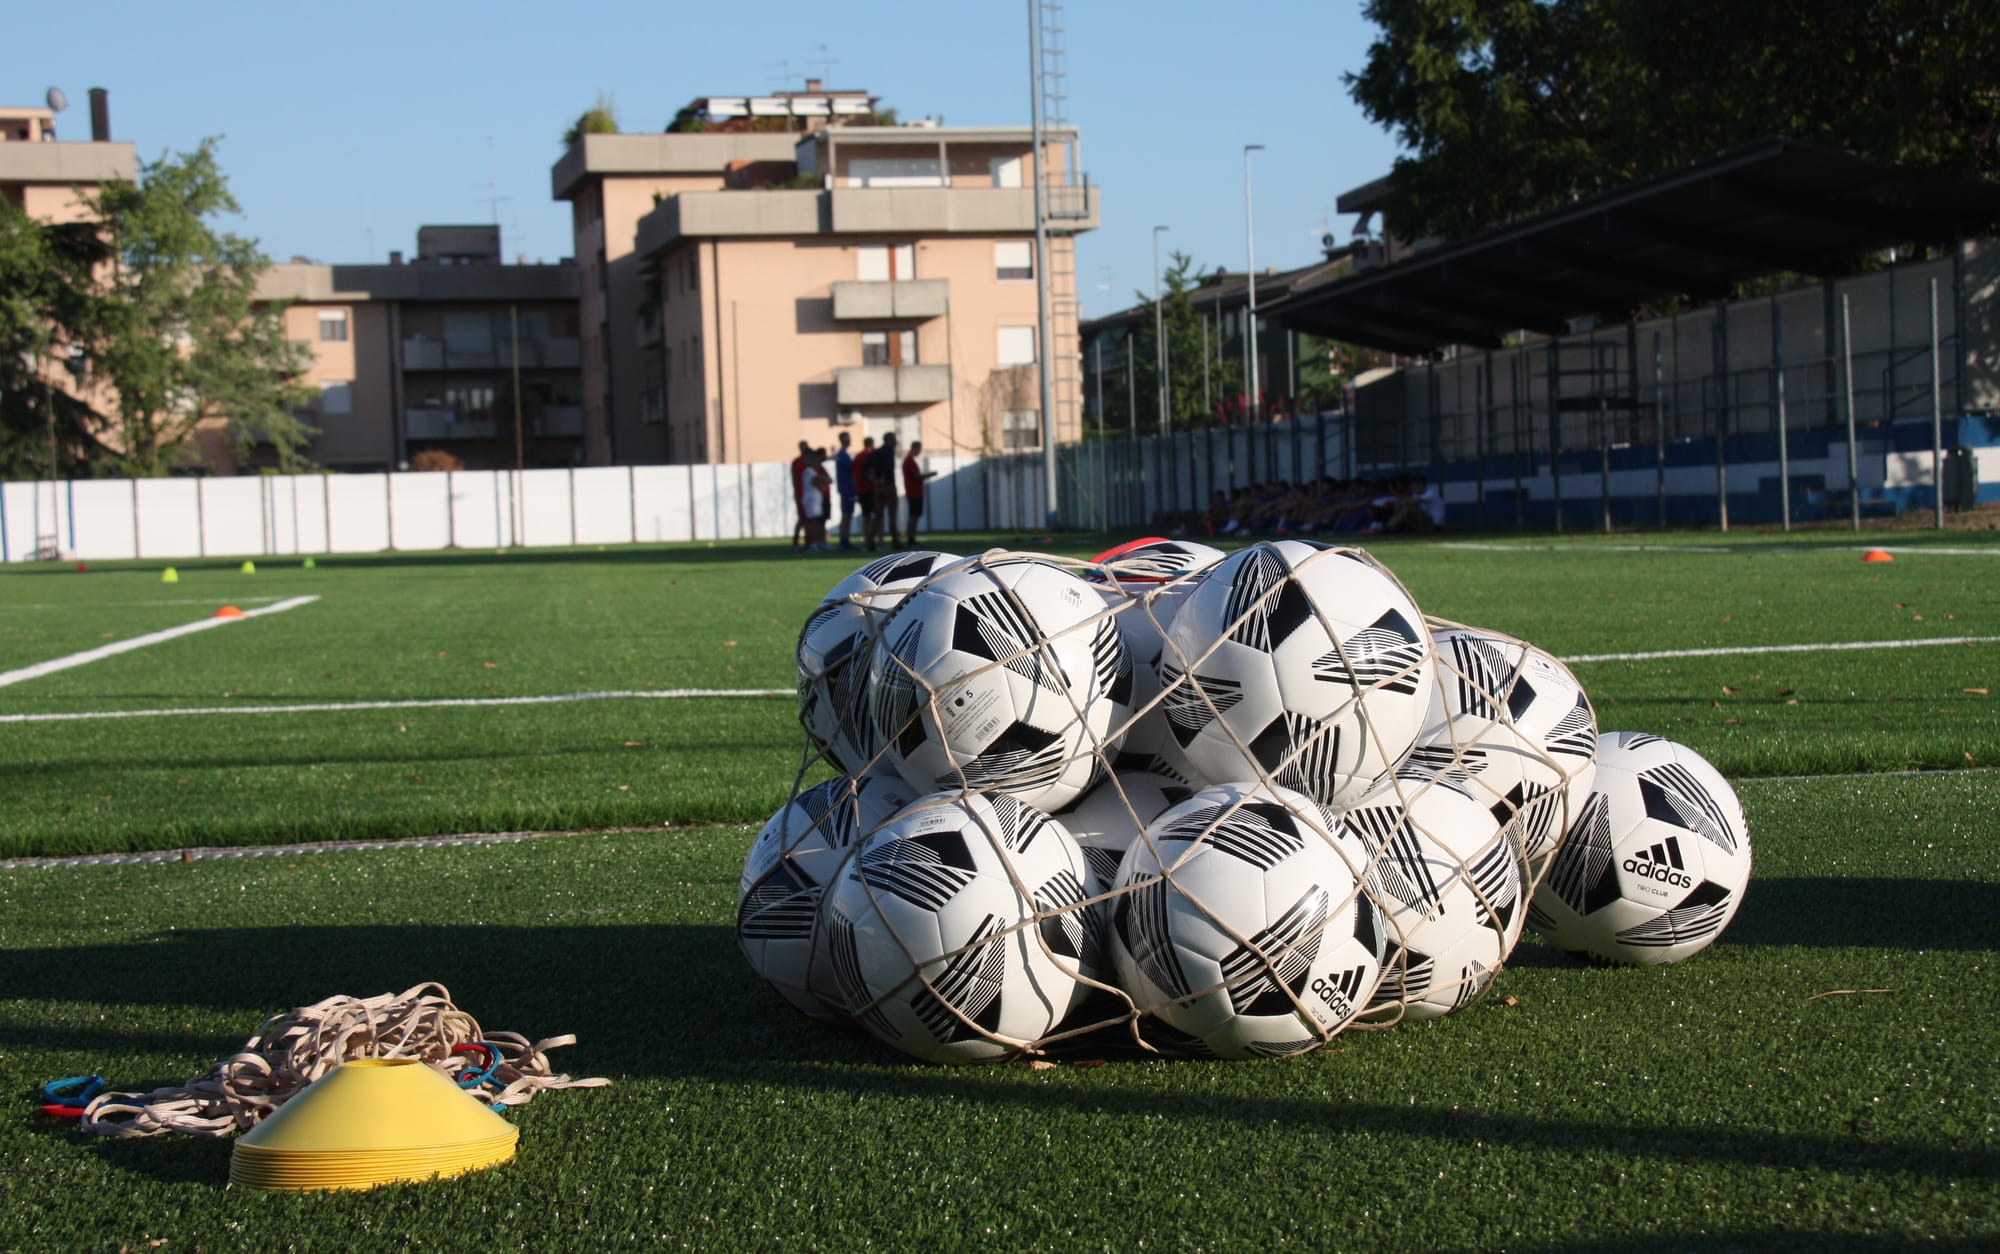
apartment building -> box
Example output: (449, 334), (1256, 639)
(256, 226), (582, 473)
(0, 95), (135, 224)
(553, 87), (1097, 466)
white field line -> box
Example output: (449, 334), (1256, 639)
(1440, 542), (1735, 554)
(0, 596), (320, 690)
(0, 686), (794, 724)
(1735, 766), (1999, 786)
(1836, 545), (2000, 557)
(1560, 635), (2000, 664)
(0, 595), (291, 612)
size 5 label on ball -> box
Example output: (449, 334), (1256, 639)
(937, 673), (1002, 740)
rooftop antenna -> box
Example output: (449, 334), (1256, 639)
(811, 44), (839, 84)
(765, 59), (797, 91)
(481, 135), (512, 227)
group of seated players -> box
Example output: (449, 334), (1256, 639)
(1199, 473), (1445, 538)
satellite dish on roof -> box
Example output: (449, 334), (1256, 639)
(46, 87), (68, 112)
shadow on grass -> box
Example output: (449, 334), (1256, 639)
(9, 916), (1994, 1189)
(1724, 876), (2000, 951)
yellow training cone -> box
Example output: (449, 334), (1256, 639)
(302, 556), (316, 569)
(230, 1059), (517, 1192)
(161, 567), (178, 584)
(240, 560), (256, 574)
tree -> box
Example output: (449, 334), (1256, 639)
(566, 95), (620, 144)
(1117, 252), (1245, 434)
(85, 140), (315, 475)
(1347, 0), (2000, 241)
(0, 201), (119, 477)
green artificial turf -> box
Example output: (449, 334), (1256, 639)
(2, 533), (1994, 857)
(0, 772), (1993, 1250)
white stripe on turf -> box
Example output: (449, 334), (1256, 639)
(1440, 543), (1735, 554)
(0, 595), (292, 612)
(1560, 635), (1999, 663)
(0, 686), (795, 723)
(0, 596), (320, 690)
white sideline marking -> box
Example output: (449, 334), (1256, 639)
(0, 686), (794, 724)
(0, 597), (320, 690)
(1838, 545), (2000, 557)
(1560, 635), (1999, 664)
(0, 596), (292, 612)
(1441, 543), (1734, 554)
(1737, 766), (1999, 786)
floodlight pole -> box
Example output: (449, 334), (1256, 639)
(1842, 293), (1860, 532)
(1028, 0), (1059, 529)
(1773, 298), (1791, 531)
(1243, 145), (1264, 424)
(1153, 225), (1169, 436)
(1930, 277), (1944, 529)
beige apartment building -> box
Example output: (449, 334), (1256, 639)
(256, 227), (583, 473)
(0, 98), (135, 224)
(553, 88), (1096, 466)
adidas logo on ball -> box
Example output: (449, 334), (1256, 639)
(1623, 837), (1693, 889)
(1309, 965), (1370, 1018)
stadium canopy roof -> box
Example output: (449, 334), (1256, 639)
(1265, 137), (2000, 356)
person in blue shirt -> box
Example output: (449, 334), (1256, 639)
(833, 430), (858, 551)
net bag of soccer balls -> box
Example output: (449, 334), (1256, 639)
(740, 541), (1754, 1064)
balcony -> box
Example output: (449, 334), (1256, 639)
(533, 406), (584, 438)
(835, 364), (951, 406)
(405, 408), (496, 440)
(829, 185), (1099, 234)
(830, 279), (949, 321)
(404, 338), (581, 370)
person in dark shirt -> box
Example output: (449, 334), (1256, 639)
(832, 430), (858, 551)
(863, 433), (898, 551)
(788, 440), (810, 552)
(901, 440), (938, 547)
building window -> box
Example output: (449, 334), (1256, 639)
(443, 311), (494, 356)
(320, 382), (352, 415)
(990, 155), (1024, 188)
(641, 387), (665, 425)
(443, 383), (495, 421)
(1001, 410), (1041, 450)
(995, 241), (1033, 282)
(997, 325), (1037, 366)
(317, 310), (349, 343)
(685, 252), (698, 293)
(857, 243), (915, 282)
(862, 329), (916, 366)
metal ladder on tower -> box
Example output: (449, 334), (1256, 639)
(1036, 0), (1095, 527)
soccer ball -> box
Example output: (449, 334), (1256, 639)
(1157, 541), (1435, 808)
(819, 791), (1096, 1063)
(737, 773), (919, 1019)
(867, 555), (1132, 812)
(1409, 626), (1598, 870)
(1057, 766), (1195, 897)
(1087, 537), (1226, 585)
(1342, 771), (1526, 1022)
(1109, 782), (1387, 1059)
(1093, 557), (1215, 787)
(797, 551), (962, 774)
(1529, 732), (1753, 966)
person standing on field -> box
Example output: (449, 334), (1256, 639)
(864, 432), (898, 551)
(801, 449), (832, 552)
(901, 440), (938, 547)
(789, 439), (810, 552)
(833, 430), (858, 551)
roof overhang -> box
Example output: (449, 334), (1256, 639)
(1267, 138), (2000, 355)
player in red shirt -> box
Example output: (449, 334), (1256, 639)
(900, 441), (938, 547)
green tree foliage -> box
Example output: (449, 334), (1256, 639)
(566, 95), (620, 144)
(1105, 251), (1246, 436)
(85, 139), (315, 475)
(1347, 0), (2000, 240)
(0, 202), (119, 477)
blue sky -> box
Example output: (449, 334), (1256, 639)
(11, 0), (1403, 318)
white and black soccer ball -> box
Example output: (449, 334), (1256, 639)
(1409, 626), (1598, 871)
(1342, 771), (1526, 1022)
(867, 555), (1132, 812)
(797, 550), (962, 774)
(1057, 765), (1195, 898)
(1109, 782), (1387, 1059)
(1087, 537), (1226, 586)
(1529, 732), (1753, 966)
(819, 792), (1097, 1063)
(737, 773), (919, 1019)
(1157, 541), (1435, 809)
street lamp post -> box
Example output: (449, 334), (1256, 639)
(1244, 144), (1264, 423)
(1153, 225), (1169, 436)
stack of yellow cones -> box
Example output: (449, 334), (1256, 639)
(229, 1059), (518, 1192)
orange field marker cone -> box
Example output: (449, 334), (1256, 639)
(161, 567), (179, 584)
(1862, 549), (1894, 563)
(214, 605), (245, 619)
(240, 559), (256, 574)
